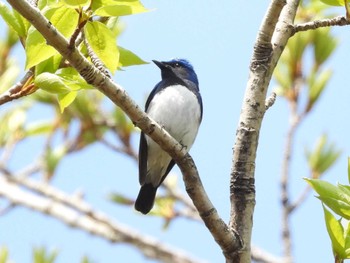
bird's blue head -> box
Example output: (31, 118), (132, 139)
(153, 59), (199, 86)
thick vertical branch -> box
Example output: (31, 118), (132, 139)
(229, 0), (300, 262)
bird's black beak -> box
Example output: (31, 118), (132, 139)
(152, 60), (167, 70)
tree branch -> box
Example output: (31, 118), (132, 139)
(6, 0), (240, 258)
(0, 69), (34, 105)
(0, 175), (203, 263)
(280, 112), (302, 262)
(293, 16), (350, 34)
(229, 0), (299, 262)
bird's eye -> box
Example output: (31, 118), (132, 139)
(174, 63), (180, 67)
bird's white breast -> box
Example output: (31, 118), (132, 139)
(145, 84), (201, 185)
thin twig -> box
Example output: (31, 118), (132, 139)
(280, 114), (299, 262)
(0, 69), (35, 106)
(280, 101), (305, 262)
(293, 16), (350, 35)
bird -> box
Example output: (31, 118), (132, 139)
(134, 59), (203, 214)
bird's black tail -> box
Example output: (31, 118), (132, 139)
(135, 183), (158, 214)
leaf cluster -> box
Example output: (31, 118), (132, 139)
(306, 158), (350, 261)
(305, 134), (341, 179)
(0, 0), (148, 111)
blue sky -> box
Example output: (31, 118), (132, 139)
(1, 0), (350, 262)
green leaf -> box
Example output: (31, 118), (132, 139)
(118, 46), (148, 67)
(58, 91), (78, 112)
(13, 9), (30, 37)
(305, 135), (341, 178)
(36, 54), (63, 75)
(319, 196), (350, 219)
(307, 69), (332, 111)
(35, 73), (70, 94)
(306, 178), (350, 219)
(287, 31), (312, 73)
(313, 28), (338, 67)
(274, 30), (312, 101)
(35, 70), (88, 111)
(305, 179), (350, 204)
(320, 0), (345, 6)
(0, 3), (25, 37)
(339, 184), (350, 198)
(25, 6), (78, 69)
(92, 0), (149, 16)
(26, 26), (56, 69)
(84, 21), (119, 73)
(61, 0), (91, 7)
(323, 205), (346, 259)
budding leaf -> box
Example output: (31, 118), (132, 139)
(35, 73), (70, 94)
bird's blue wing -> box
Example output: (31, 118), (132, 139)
(139, 83), (161, 185)
(138, 132), (148, 184)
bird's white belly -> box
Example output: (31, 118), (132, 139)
(145, 85), (201, 185)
